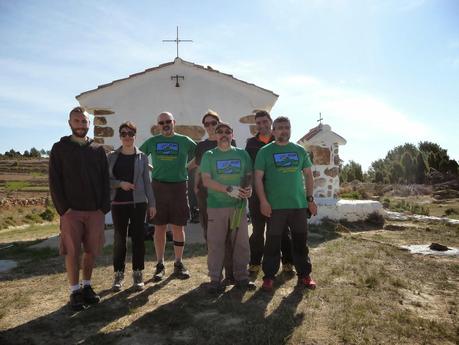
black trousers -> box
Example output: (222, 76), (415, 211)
(112, 202), (147, 272)
(262, 208), (312, 279)
(248, 194), (293, 265)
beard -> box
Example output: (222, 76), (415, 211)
(277, 134), (290, 143)
(71, 127), (89, 138)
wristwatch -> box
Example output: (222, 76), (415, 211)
(306, 195), (314, 202)
(226, 186), (233, 193)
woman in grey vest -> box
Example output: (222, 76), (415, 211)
(108, 121), (156, 291)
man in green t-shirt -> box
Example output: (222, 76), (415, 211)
(200, 122), (256, 293)
(140, 112), (196, 281)
(254, 116), (318, 292)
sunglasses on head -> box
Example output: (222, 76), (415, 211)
(158, 119), (173, 126)
(216, 129), (232, 135)
(204, 120), (218, 127)
(120, 131), (135, 137)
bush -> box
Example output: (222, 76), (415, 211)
(340, 191), (363, 200)
(389, 200), (430, 216)
(444, 208), (458, 216)
(39, 207), (56, 221)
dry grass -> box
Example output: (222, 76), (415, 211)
(0, 221), (457, 345)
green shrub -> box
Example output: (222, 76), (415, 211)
(340, 191), (363, 200)
(39, 207), (56, 221)
(389, 200), (430, 215)
(5, 181), (30, 191)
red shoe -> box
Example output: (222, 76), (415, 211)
(262, 278), (274, 291)
(299, 276), (316, 289)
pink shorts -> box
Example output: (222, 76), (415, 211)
(59, 210), (105, 256)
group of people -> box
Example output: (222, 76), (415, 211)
(49, 107), (317, 311)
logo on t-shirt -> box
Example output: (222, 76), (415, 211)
(216, 159), (241, 175)
(273, 152), (299, 169)
(156, 143), (179, 157)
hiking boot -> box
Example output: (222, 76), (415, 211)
(262, 278), (274, 292)
(154, 262), (165, 281)
(236, 279), (257, 291)
(112, 271), (124, 292)
(207, 281), (225, 294)
(298, 275), (317, 289)
(248, 264), (261, 275)
(173, 261), (190, 279)
(69, 290), (84, 311)
(282, 263), (295, 273)
(222, 276), (235, 286)
(82, 285), (101, 304)
(132, 270), (144, 291)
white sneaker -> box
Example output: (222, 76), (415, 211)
(112, 271), (124, 291)
(133, 270), (144, 291)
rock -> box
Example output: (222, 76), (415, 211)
(313, 170), (321, 177)
(94, 126), (114, 137)
(93, 116), (107, 125)
(429, 243), (449, 251)
(239, 114), (255, 124)
(174, 125), (205, 141)
(314, 178), (327, 189)
(94, 109), (114, 115)
(324, 167), (339, 178)
(309, 145), (330, 165)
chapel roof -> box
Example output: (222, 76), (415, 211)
(76, 57), (278, 99)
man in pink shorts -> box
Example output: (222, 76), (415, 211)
(49, 106), (110, 311)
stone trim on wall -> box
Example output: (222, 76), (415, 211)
(94, 126), (114, 137)
(94, 117), (107, 126)
(94, 138), (104, 144)
(94, 109), (115, 115)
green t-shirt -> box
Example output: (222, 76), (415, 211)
(139, 133), (196, 182)
(200, 147), (253, 208)
(254, 142), (312, 209)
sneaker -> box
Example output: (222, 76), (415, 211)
(132, 270), (144, 291)
(236, 279), (257, 291)
(69, 290), (84, 311)
(262, 278), (274, 292)
(282, 263), (294, 273)
(82, 285), (101, 304)
(173, 261), (190, 279)
(154, 262), (165, 281)
(112, 271), (124, 291)
(207, 281), (225, 294)
(298, 275), (317, 289)
(248, 264), (261, 275)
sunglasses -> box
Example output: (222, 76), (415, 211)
(120, 131), (135, 137)
(158, 119), (173, 126)
(204, 120), (218, 127)
(216, 130), (232, 135)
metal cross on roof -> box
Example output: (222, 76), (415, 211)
(317, 112), (323, 125)
(162, 26), (193, 58)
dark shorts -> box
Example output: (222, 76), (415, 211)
(59, 210), (105, 256)
(267, 208), (308, 236)
(152, 180), (190, 226)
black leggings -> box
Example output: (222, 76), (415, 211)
(112, 203), (147, 272)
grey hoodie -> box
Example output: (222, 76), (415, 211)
(107, 146), (155, 208)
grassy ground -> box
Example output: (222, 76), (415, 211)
(0, 206), (57, 230)
(0, 220), (457, 345)
(0, 222), (59, 244)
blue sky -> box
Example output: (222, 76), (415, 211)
(0, 0), (458, 170)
